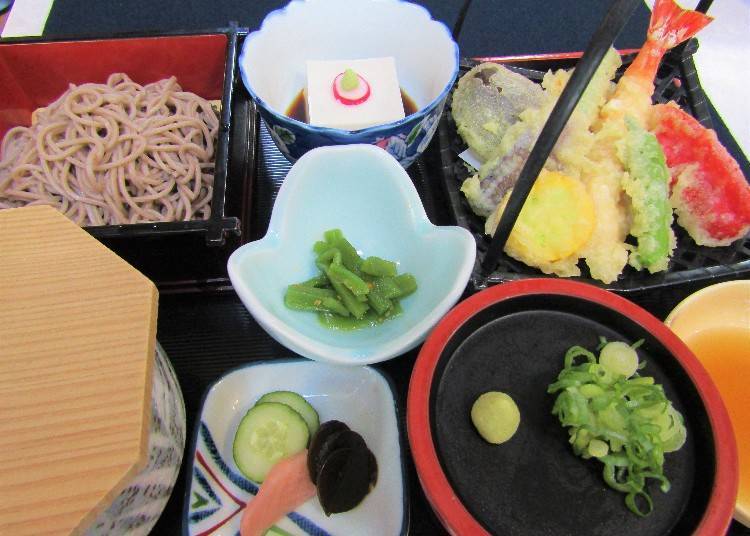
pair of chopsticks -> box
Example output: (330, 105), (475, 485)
(479, 0), (713, 277)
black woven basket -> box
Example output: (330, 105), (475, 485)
(436, 42), (750, 293)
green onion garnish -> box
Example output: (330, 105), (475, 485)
(548, 338), (687, 516)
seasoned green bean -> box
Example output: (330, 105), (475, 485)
(319, 229), (363, 272)
(394, 273), (418, 297)
(284, 229), (418, 329)
(361, 256), (398, 277)
(300, 274), (330, 288)
(313, 240), (333, 255)
(367, 285), (393, 316)
(332, 237), (363, 272)
(328, 262), (370, 297)
(316, 247), (342, 266)
(288, 285), (337, 299)
(373, 277), (403, 299)
(325, 268), (370, 319)
(285, 285), (350, 317)
(318, 300), (403, 330)
(324, 229), (344, 243)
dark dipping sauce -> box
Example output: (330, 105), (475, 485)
(285, 88), (418, 124)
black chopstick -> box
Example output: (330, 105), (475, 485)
(695, 0), (713, 14)
(479, 0), (642, 276)
(452, 0), (473, 41)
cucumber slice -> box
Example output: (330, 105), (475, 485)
(233, 402), (310, 483)
(256, 390), (320, 436)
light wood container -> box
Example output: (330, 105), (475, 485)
(0, 205), (158, 535)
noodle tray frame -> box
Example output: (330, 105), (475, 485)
(0, 26), (257, 290)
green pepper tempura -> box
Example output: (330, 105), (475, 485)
(620, 116), (675, 273)
(284, 229), (417, 330)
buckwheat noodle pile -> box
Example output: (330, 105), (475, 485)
(0, 73), (219, 225)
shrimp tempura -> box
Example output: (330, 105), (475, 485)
(580, 0), (712, 283)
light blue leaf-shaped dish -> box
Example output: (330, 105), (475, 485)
(227, 144), (475, 365)
(183, 359), (408, 536)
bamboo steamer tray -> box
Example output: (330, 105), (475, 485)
(0, 205), (158, 535)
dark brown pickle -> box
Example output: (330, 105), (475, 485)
(307, 420), (379, 514)
(309, 429), (366, 485)
(367, 448), (378, 489)
(307, 420), (350, 483)
(316, 447), (372, 516)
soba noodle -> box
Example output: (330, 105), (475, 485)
(0, 73), (219, 225)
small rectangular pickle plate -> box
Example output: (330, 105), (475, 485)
(183, 359), (408, 536)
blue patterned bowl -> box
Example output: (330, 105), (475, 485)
(86, 343), (186, 536)
(239, 0), (459, 168)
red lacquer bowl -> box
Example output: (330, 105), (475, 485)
(407, 279), (737, 536)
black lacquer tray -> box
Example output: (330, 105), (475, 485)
(152, 83), (749, 536)
(425, 290), (717, 535)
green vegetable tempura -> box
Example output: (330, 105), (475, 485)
(620, 116), (675, 273)
(547, 338), (687, 516)
(284, 229), (418, 330)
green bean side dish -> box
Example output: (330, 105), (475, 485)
(284, 229), (418, 330)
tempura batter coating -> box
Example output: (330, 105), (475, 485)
(452, 62), (544, 163)
(653, 102), (750, 246)
(580, 0), (710, 282)
(486, 170), (595, 277)
(461, 49), (621, 220)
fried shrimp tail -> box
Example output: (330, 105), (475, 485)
(628, 0), (713, 83)
(581, 0), (712, 283)
(601, 0), (712, 126)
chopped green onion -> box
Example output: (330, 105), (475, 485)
(588, 439), (609, 458)
(599, 341), (639, 378)
(548, 339), (687, 516)
(564, 345), (597, 368)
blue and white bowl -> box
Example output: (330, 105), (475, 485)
(87, 343), (186, 536)
(239, 0), (459, 168)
